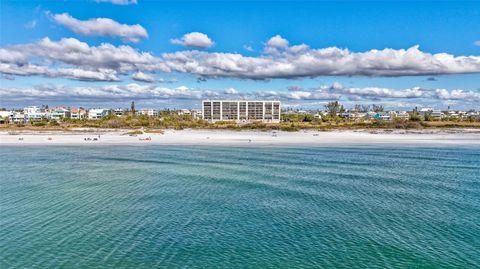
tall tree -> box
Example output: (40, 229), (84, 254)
(372, 104), (384, 112)
(325, 101), (342, 117)
(131, 101), (135, 115)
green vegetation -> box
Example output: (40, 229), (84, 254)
(1, 109), (479, 132)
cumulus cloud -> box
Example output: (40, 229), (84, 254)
(333, 86), (427, 99)
(0, 37), (162, 81)
(1, 35), (480, 82)
(435, 89), (480, 100)
(170, 32), (214, 49)
(223, 87), (239, 94)
(52, 13), (148, 43)
(266, 35), (289, 48)
(4, 81), (479, 105)
(161, 43), (480, 79)
(0, 84), (242, 102)
(264, 35), (289, 55)
(0, 63), (119, 81)
(132, 71), (154, 82)
(96, 0), (137, 5)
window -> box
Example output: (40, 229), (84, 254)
(203, 102), (212, 120)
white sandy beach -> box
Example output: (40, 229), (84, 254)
(1, 129), (479, 146)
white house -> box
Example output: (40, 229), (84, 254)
(49, 107), (71, 120)
(114, 108), (125, 117)
(11, 112), (26, 124)
(88, 108), (109, 119)
(24, 106), (47, 121)
(0, 111), (13, 123)
(140, 109), (158, 117)
(70, 108), (87, 120)
(177, 109), (191, 116)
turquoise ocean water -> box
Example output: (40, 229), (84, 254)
(1, 145), (479, 268)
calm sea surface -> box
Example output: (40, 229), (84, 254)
(1, 145), (479, 268)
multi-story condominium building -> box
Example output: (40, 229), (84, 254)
(202, 100), (281, 123)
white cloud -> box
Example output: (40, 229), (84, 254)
(243, 45), (254, 52)
(474, 40), (480, 47)
(0, 38), (163, 80)
(0, 48), (28, 64)
(132, 71), (154, 82)
(161, 42), (480, 79)
(264, 35), (290, 55)
(96, 0), (137, 5)
(0, 63), (119, 81)
(334, 86), (427, 99)
(223, 87), (239, 94)
(435, 89), (480, 100)
(1, 35), (480, 82)
(52, 13), (148, 43)
(266, 35), (289, 48)
(2, 83), (480, 107)
(170, 32), (214, 49)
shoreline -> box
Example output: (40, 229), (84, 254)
(1, 128), (480, 146)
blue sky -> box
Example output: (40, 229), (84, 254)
(1, 0), (479, 109)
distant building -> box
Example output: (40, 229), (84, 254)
(372, 112), (392, 121)
(50, 107), (71, 120)
(11, 112), (26, 124)
(114, 108), (125, 117)
(191, 109), (202, 120)
(23, 106), (46, 121)
(394, 111), (410, 120)
(140, 109), (158, 117)
(70, 108), (87, 120)
(0, 111), (13, 124)
(88, 108), (109, 119)
(202, 100), (281, 123)
(177, 109), (202, 119)
(177, 109), (191, 116)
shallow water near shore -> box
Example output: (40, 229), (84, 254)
(1, 145), (479, 268)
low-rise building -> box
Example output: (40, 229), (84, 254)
(191, 109), (202, 119)
(372, 112), (392, 121)
(88, 108), (109, 119)
(11, 112), (26, 124)
(140, 109), (158, 117)
(394, 111), (410, 120)
(50, 107), (71, 120)
(177, 109), (191, 116)
(70, 108), (87, 120)
(0, 111), (13, 124)
(114, 108), (125, 117)
(24, 106), (47, 121)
